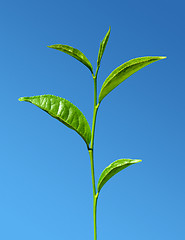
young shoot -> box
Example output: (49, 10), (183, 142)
(19, 27), (166, 240)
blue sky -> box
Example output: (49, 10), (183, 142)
(0, 0), (185, 239)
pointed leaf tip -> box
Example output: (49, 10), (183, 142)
(19, 97), (25, 101)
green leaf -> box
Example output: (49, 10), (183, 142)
(99, 56), (166, 102)
(48, 44), (93, 74)
(97, 159), (142, 192)
(19, 95), (91, 146)
(97, 27), (111, 66)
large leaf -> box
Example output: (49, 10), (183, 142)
(97, 159), (142, 192)
(99, 56), (166, 102)
(48, 44), (93, 74)
(19, 95), (91, 146)
(97, 27), (111, 66)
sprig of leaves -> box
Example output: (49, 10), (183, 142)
(19, 28), (166, 240)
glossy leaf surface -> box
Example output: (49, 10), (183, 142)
(97, 159), (142, 192)
(99, 56), (166, 102)
(19, 95), (91, 146)
(48, 44), (93, 74)
(97, 27), (111, 66)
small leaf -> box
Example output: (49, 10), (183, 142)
(48, 44), (93, 74)
(97, 159), (142, 192)
(99, 56), (166, 102)
(19, 95), (91, 146)
(97, 27), (111, 66)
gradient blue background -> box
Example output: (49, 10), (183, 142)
(0, 0), (185, 239)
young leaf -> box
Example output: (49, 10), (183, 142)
(97, 159), (142, 192)
(19, 95), (91, 146)
(99, 56), (166, 102)
(48, 44), (93, 74)
(97, 27), (111, 67)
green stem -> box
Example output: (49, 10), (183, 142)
(88, 149), (96, 200)
(88, 69), (100, 240)
(93, 192), (99, 240)
(88, 149), (99, 240)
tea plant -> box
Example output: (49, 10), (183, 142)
(19, 27), (166, 240)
